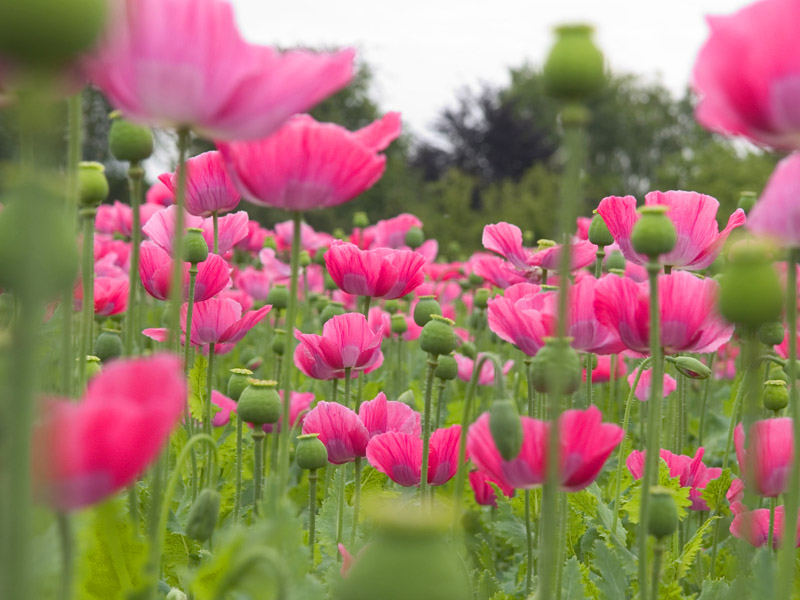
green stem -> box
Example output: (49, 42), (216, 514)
(351, 457), (362, 544)
(57, 512), (73, 600)
(524, 489), (533, 595)
(420, 355), (438, 501)
(168, 128), (190, 350)
(434, 379), (447, 429)
(639, 261), (664, 600)
(308, 470), (318, 561)
(212, 211), (219, 254)
(344, 368), (352, 408)
(204, 343), (216, 486)
(777, 248), (800, 599)
(594, 248), (605, 278)
(651, 541), (664, 600)
(335, 465), (346, 551)
(278, 212), (302, 492)
(253, 431), (264, 515)
(234, 416), (243, 523)
(182, 266), (198, 372)
(769, 497), (777, 551)
(78, 211), (95, 390)
(698, 353), (716, 447)
(124, 163), (144, 356)
(585, 353), (593, 407)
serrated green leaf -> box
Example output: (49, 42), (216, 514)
(562, 556), (586, 600)
(697, 579), (731, 600)
(188, 353), (208, 421)
(700, 469), (733, 516)
(589, 539), (628, 600)
(622, 460), (692, 524)
(672, 515), (718, 580)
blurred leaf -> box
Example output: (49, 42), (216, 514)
(701, 469), (733, 516)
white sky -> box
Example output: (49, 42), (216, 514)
(232, 0), (750, 143)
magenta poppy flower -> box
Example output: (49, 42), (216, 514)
(627, 447), (723, 511)
(365, 425), (462, 487)
(293, 312), (383, 380)
(138, 240), (230, 302)
(370, 213), (422, 248)
(217, 112), (401, 211)
(735, 418), (794, 498)
(262, 391), (315, 434)
(85, 0), (355, 141)
(146, 180), (174, 206)
(454, 353), (514, 386)
(96, 201), (159, 237)
(559, 407), (625, 492)
(583, 354), (627, 383)
(159, 151), (240, 217)
(75, 276), (129, 317)
(597, 192), (745, 270)
(749, 153), (800, 246)
(568, 275), (626, 355)
(211, 390), (237, 427)
(487, 282), (555, 356)
(468, 470), (511, 507)
(692, 0), (800, 150)
(32, 354), (186, 511)
(301, 401), (369, 464)
(325, 241), (425, 299)
(626, 368), (677, 402)
(730, 503), (800, 549)
(233, 266), (272, 301)
(235, 221), (269, 254)
(144, 205), (248, 255)
(594, 271), (734, 355)
(358, 392), (420, 438)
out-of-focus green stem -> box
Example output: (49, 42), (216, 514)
(308, 469), (318, 560)
(168, 128), (190, 350)
(351, 457), (362, 543)
(182, 266), (197, 372)
(698, 353), (715, 447)
(212, 211), (219, 254)
(124, 163), (144, 356)
(78, 210), (95, 390)
(420, 354), (438, 502)
(57, 512), (73, 600)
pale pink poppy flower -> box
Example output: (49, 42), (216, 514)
(325, 241), (425, 299)
(217, 112), (401, 211)
(594, 271), (734, 355)
(626, 368), (677, 402)
(487, 282), (554, 356)
(273, 220), (332, 255)
(529, 240), (598, 272)
(233, 266), (271, 301)
(217, 288), (253, 313)
(293, 312), (383, 380)
(365, 425), (462, 486)
(749, 153), (800, 246)
(32, 354), (185, 511)
(735, 418), (794, 498)
(454, 353), (514, 386)
(94, 254), (127, 280)
(469, 253), (528, 289)
(258, 248), (292, 284)
(138, 240), (230, 301)
(143, 205), (248, 255)
(692, 0), (800, 150)
(159, 151), (240, 217)
(367, 306), (392, 339)
(359, 391), (421, 438)
(626, 447), (723, 510)
(301, 401), (369, 464)
(596, 192), (745, 269)
(85, 0), (354, 140)
(730, 503), (800, 549)
(94, 234), (130, 271)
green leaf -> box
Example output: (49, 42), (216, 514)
(562, 556), (586, 600)
(697, 579), (731, 600)
(589, 539), (628, 600)
(700, 469), (733, 516)
(622, 459), (691, 524)
(188, 353), (208, 421)
(671, 515), (718, 580)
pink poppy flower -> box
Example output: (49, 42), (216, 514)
(158, 151), (240, 217)
(94, 234), (130, 271)
(367, 306), (392, 339)
(95, 201), (159, 237)
(468, 470), (512, 507)
(217, 112), (401, 211)
(730, 503), (800, 549)
(85, 0), (354, 140)
(262, 391), (314, 434)
(138, 240), (230, 302)
(558, 406), (625, 492)
(293, 312), (383, 380)
(211, 390), (237, 427)
(469, 253), (528, 289)
(358, 392), (420, 438)
(235, 221), (269, 254)
(568, 275), (626, 355)
(749, 153), (800, 246)
(144, 205), (248, 255)
(583, 355), (627, 383)
(325, 241), (425, 299)
(487, 282), (555, 356)
(146, 180), (173, 206)
(597, 192), (745, 269)
(626, 368), (677, 402)
(273, 220), (332, 255)
(301, 401), (369, 464)
(32, 354), (186, 511)
(365, 425), (462, 487)
(233, 266), (272, 301)
(371, 213), (423, 248)
(454, 353), (514, 386)
(692, 0), (800, 150)
(626, 447), (723, 511)
(75, 276), (129, 316)
(594, 271), (734, 355)
(529, 240), (598, 272)
(735, 418), (794, 498)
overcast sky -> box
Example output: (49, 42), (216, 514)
(232, 0), (750, 143)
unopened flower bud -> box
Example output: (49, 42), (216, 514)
(605, 250), (626, 271)
(404, 227), (424, 249)
(352, 211), (369, 229)
(460, 341), (477, 360)
(647, 487), (678, 540)
(108, 114), (154, 163)
(295, 433), (328, 470)
(390, 314), (408, 336)
(384, 299), (399, 314)
(489, 399), (523, 461)
(78, 162), (109, 208)
(272, 329), (285, 356)
(266, 284), (289, 310)
(320, 301), (345, 324)
(324, 271), (338, 291)
(468, 272), (484, 287)
(185, 488), (220, 542)
(227, 368), (253, 401)
(670, 356), (711, 380)
(414, 295), (442, 327)
(530, 337), (581, 394)
(763, 379), (789, 412)
(245, 355), (262, 371)
(182, 227), (208, 264)
(631, 205), (676, 259)
(434, 354), (458, 380)
(758, 321), (786, 347)
(738, 191), (757, 214)
(397, 390), (416, 407)
(85, 355), (102, 379)
(588, 212), (614, 247)
(263, 236), (277, 250)
(94, 328), (122, 362)
(420, 315), (458, 357)
(474, 288), (491, 309)
(299, 250), (311, 267)
(333, 227), (347, 240)
(237, 379), (281, 425)
(543, 23), (605, 102)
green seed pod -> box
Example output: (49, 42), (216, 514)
(630, 205), (676, 259)
(182, 227), (209, 264)
(435, 354), (458, 381)
(543, 24), (605, 102)
(165, 588), (188, 600)
(763, 379), (789, 412)
(263, 236), (277, 250)
(333, 227), (347, 240)
(185, 488), (220, 542)
(237, 379), (281, 425)
(718, 239), (782, 332)
(266, 284), (289, 310)
(85, 355), (102, 380)
(671, 356), (711, 380)
(272, 328), (286, 356)
(320, 301), (345, 324)
(299, 250), (311, 268)
(94, 328), (123, 363)
(420, 315), (458, 357)
(468, 272), (484, 287)
(353, 211), (369, 228)
(758, 321), (786, 347)
(384, 299), (400, 314)
(529, 337), (581, 394)
(324, 270), (338, 291)
(738, 191), (757, 214)
(227, 368), (253, 402)
(588, 212), (614, 247)
(78, 162), (109, 208)
(0, 0), (107, 69)
(489, 399), (523, 461)
(108, 114), (154, 163)
(460, 341), (477, 360)
(414, 295), (442, 327)
(647, 487), (678, 540)
(333, 502), (470, 600)
(390, 313), (408, 335)
(474, 288), (491, 310)
(605, 250), (626, 271)
(404, 227), (425, 249)
(769, 364), (790, 384)
(295, 433), (329, 470)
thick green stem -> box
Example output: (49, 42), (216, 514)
(212, 211), (219, 254)
(182, 266), (198, 372)
(420, 355), (438, 501)
(351, 457), (362, 544)
(434, 379), (447, 429)
(278, 212), (302, 492)
(124, 164), (144, 356)
(78, 211), (95, 390)
(168, 128), (190, 350)
(253, 431), (265, 515)
(57, 512), (73, 600)
(234, 416), (243, 523)
(585, 353), (593, 407)
(777, 248), (800, 599)
(698, 353), (716, 447)
(769, 497), (777, 551)
(525, 358), (535, 417)
(204, 344), (216, 487)
(524, 489), (533, 595)
(651, 542), (664, 600)
(335, 465), (346, 551)
(308, 470), (318, 561)
(638, 262), (664, 600)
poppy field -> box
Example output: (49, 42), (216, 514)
(3, 0), (800, 599)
